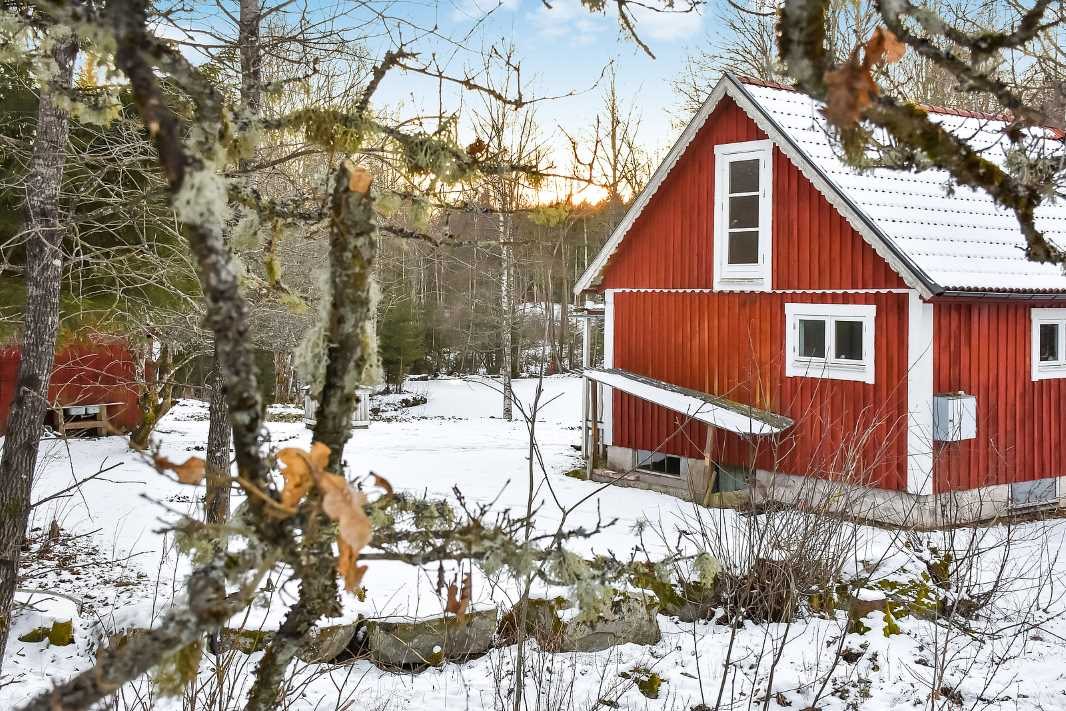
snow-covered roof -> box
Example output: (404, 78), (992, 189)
(584, 367), (792, 436)
(575, 74), (1066, 297)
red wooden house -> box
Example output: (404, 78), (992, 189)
(0, 339), (142, 435)
(576, 74), (1066, 527)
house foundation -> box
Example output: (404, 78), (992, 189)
(595, 445), (1064, 530)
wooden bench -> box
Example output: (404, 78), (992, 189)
(50, 402), (123, 437)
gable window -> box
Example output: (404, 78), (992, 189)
(714, 140), (772, 291)
(785, 303), (876, 383)
(1031, 308), (1066, 380)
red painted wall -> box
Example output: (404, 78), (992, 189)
(0, 340), (142, 434)
(612, 291), (911, 491)
(598, 96), (906, 292)
(933, 301), (1066, 493)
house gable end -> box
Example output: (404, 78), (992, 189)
(581, 76), (924, 295)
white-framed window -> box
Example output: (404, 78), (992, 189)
(635, 450), (683, 477)
(785, 303), (876, 383)
(1032, 308), (1066, 381)
(713, 140), (773, 291)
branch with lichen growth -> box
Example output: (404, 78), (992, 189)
(243, 161), (378, 710)
(777, 0), (1066, 266)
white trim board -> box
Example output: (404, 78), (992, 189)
(605, 288), (912, 294)
(906, 290), (935, 496)
(603, 290), (615, 446)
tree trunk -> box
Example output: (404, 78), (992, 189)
(130, 341), (174, 449)
(205, 0), (263, 526)
(205, 347), (230, 526)
(499, 212), (513, 421)
(0, 34), (77, 671)
(273, 350), (291, 404)
(558, 281), (569, 371)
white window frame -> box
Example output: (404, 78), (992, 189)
(785, 303), (877, 384)
(713, 140), (773, 291)
(1031, 308), (1066, 381)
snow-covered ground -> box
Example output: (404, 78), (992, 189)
(5, 375), (1066, 710)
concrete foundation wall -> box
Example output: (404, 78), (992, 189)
(595, 445), (1064, 529)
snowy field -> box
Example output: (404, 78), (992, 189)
(5, 375), (1066, 710)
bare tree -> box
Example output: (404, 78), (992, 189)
(473, 49), (549, 417)
(0, 30), (76, 673)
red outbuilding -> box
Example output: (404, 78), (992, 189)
(0, 338), (142, 435)
(576, 74), (1066, 527)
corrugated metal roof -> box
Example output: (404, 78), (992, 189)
(584, 366), (793, 435)
(741, 79), (1066, 292)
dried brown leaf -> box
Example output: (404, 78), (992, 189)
(445, 574), (472, 623)
(276, 448), (314, 511)
(370, 472), (393, 497)
(466, 137), (486, 157)
(823, 59), (878, 126)
(867, 26), (906, 65)
(319, 472), (372, 555)
(337, 539), (369, 593)
(155, 456), (207, 485)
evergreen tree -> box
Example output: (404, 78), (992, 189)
(378, 298), (425, 392)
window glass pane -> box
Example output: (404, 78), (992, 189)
(1039, 323), (1059, 362)
(639, 452), (681, 476)
(834, 320), (864, 360)
(727, 230), (760, 264)
(729, 158), (759, 193)
(798, 319), (826, 358)
(728, 195), (759, 229)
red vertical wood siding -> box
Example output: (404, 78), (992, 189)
(0, 340), (141, 434)
(612, 291), (911, 491)
(933, 301), (1066, 493)
(598, 97), (906, 291)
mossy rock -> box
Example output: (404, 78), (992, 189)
(217, 623), (359, 663)
(629, 561), (719, 622)
(621, 666), (664, 699)
(498, 597), (568, 650)
(220, 627), (274, 654)
(562, 592), (660, 652)
(365, 608), (498, 668)
(501, 593), (661, 653)
(296, 623), (360, 663)
(18, 620), (73, 646)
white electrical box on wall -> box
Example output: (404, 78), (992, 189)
(933, 393), (977, 442)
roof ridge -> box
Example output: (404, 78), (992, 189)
(736, 75), (1065, 137)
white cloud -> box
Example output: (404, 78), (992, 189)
(529, 0), (608, 45)
(450, 0), (521, 22)
(628, 2), (703, 41)
(529, 0), (702, 47)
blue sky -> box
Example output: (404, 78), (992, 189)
(163, 0), (720, 189)
(367, 0), (716, 175)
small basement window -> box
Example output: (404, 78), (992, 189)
(1010, 478), (1058, 509)
(1032, 308), (1066, 380)
(636, 450), (682, 477)
(785, 303), (876, 384)
(714, 140), (772, 291)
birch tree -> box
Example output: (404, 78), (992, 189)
(473, 51), (548, 418)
